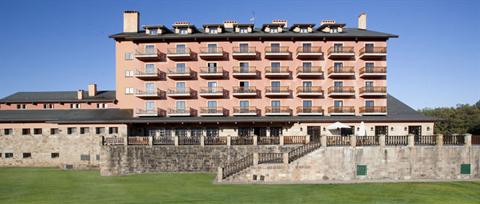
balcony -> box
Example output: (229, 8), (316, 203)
(296, 86), (323, 97)
(199, 67), (224, 78)
(233, 106), (258, 116)
(134, 89), (163, 98)
(360, 106), (387, 115)
(265, 106), (292, 116)
(232, 46), (257, 59)
(199, 47), (224, 59)
(167, 88), (192, 98)
(296, 106), (324, 116)
(135, 48), (162, 61)
(135, 108), (161, 117)
(327, 66), (355, 78)
(166, 48), (192, 60)
(265, 46), (290, 59)
(296, 46), (323, 59)
(232, 66), (257, 78)
(328, 86), (355, 97)
(296, 66), (323, 78)
(359, 86), (387, 97)
(167, 68), (192, 79)
(265, 86), (290, 97)
(232, 86), (257, 97)
(134, 69), (161, 80)
(359, 47), (387, 59)
(167, 108), (191, 117)
(328, 106), (355, 116)
(327, 46), (355, 59)
(199, 87), (224, 98)
(359, 66), (387, 78)
(199, 107), (225, 116)
(264, 66), (290, 78)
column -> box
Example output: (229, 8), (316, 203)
(305, 135), (310, 144)
(408, 134), (415, 147)
(253, 153), (259, 166)
(350, 135), (356, 147)
(174, 136), (179, 146)
(436, 134), (443, 147)
(279, 135), (284, 146)
(217, 167), (224, 182)
(200, 135), (205, 147)
(465, 133), (472, 146)
(379, 134), (386, 147)
(321, 135), (327, 147)
(253, 136), (258, 146)
(283, 153), (289, 164)
(148, 136), (153, 146)
(227, 136), (231, 146)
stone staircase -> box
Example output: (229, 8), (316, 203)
(218, 142), (322, 182)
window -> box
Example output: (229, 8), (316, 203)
(148, 29), (158, 35)
(109, 127), (118, 134)
(97, 103), (107, 109)
(145, 64), (155, 73)
(5, 153), (13, 158)
(175, 128), (187, 137)
(303, 100), (312, 107)
(95, 127), (105, 134)
(302, 62), (312, 72)
(70, 103), (80, 109)
(96, 154), (100, 161)
(300, 28), (308, 33)
(208, 28), (218, 34)
(271, 62), (281, 73)
(239, 27), (248, 33)
(239, 62), (249, 72)
(365, 81), (374, 87)
(239, 43), (249, 52)
(145, 45), (155, 54)
(334, 100), (343, 107)
(271, 81), (281, 92)
(365, 100), (375, 107)
(176, 101), (186, 111)
(190, 128), (202, 138)
(145, 83), (155, 94)
(207, 82), (217, 92)
(302, 43), (312, 52)
(331, 27), (339, 33)
(270, 27), (279, 33)
(179, 28), (188, 34)
(334, 81), (343, 88)
(43, 104), (53, 109)
(207, 63), (217, 73)
(206, 128), (219, 138)
(270, 43), (280, 52)
(16, 104), (26, 109)
(80, 127), (89, 134)
(365, 62), (374, 72)
(3, 128), (12, 135)
(80, 154), (90, 161)
(22, 153), (31, 158)
(207, 44), (217, 53)
(270, 127), (282, 137)
(67, 127), (77, 135)
(22, 128), (30, 135)
(365, 43), (374, 53)
(176, 63), (186, 73)
(240, 100), (249, 108)
(124, 52), (133, 60)
(51, 153), (59, 158)
(333, 43), (343, 52)
(125, 87), (135, 95)
(125, 70), (134, 77)
(207, 101), (217, 112)
(176, 82), (186, 92)
(50, 128), (59, 135)
(238, 127), (251, 137)
(33, 128), (42, 135)
(145, 101), (155, 111)
(176, 44), (186, 54)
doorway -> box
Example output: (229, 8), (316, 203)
(307, 126), (321, 142)
(374, 126), (388, 136)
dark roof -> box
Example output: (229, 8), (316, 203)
(203, 24), (224, 28)
(317, 23), (346, 30)
(110, 27), (398, 41)
(235, 24), (254, 27)
(0, 90), (116, 103)
(0, 94), (435, 124)
(289, 24), (316, 31)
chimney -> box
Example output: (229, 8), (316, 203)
(77, 90), (84, 100)
(358, 13), (367, 30)
(320, 20), (336, 25)
(272, 20), (288, 27)
(223, 20), (238, 29)
(123, 11), (139, 33)
(88, 84), (97, 97)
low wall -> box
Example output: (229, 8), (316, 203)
(100, 145), (298, 176)
(225, 146), (480, 183)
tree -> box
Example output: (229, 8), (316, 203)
(420, 101), (480, 135)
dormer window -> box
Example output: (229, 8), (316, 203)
(300, 28), (308, 33)
(209, 28), (218, 34)
(331, 27), (338, 33)
(270, 27), (279, 33)
(239, 27), (248, 33)
(179, 28), (188, 34)
(148, 29), (158, 35)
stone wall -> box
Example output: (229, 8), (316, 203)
(100, 145), (298, 176)
(224, 145), (480, 183)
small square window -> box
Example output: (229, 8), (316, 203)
(97, 103), (107, 109)
(356, 165), (367, 176)
(125, 88), (135, 95)
(22, 128), (31, 135)
(125, 70), (134, 77)
(43, 104), (53, 109)
(70, 104), (80, 109)
(460, 164), (471, 175)
(23, 153), (31, 158)
(80, 154), (90, 161)
(5, 153), (13, 158)
(33, 128), (42, 135)
(96, 127), (105, 134)
(50, 128), (59, 135)
(3, 128), (12, 135)
(67, 127), (77, 135)
(51, 153), (59, 158)
(80, 127), (90, 134)
(16, 104), (26, 109)
(96, 154), (100, 161)
(124, 52), (133, 60)
(109, 127), (118, 134)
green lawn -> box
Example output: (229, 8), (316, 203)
(0, 168), (479, 204)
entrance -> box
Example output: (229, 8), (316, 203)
(253, 127), (267, 137)
(408, 126), (422, 136)
(374, 126), (388, 136)
(307, 126), (321, 142)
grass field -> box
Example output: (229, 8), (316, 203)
(0, 168), (479, 204)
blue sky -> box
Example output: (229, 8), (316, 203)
(0, 0), (478, 109)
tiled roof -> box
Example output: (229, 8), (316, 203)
(0, 109), (132, 123)
(0, 91), (116, 103)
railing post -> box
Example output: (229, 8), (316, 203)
(124, 137), (128, 146)
(253, 136), (258, 146)
(283, 153), (289, 164)
(217, 167), (223, 182)
(279, 135), (284, 146)
(253, 153), (259, 166)
(305, 135), (310, 144)
(379, 134), (386, 147)
(227, 136), (231, 146)
(148, 136), (153, 146)
(350, 135), (356, 147)
(465, 133), (472, 146)
(174, 136), (179, 146)
(408, 134), (415, 147)
(436, 134), (443, 147)
(200, 135), (205, 147)
(321, 135), (327, 147)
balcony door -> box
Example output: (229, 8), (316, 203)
(302, 62), (312, 72)
(239, 62), (249, 73)
(176, 44), (186, 54)
(207, 101), (217, 113)
(207, 44), (217, 53)
(176, 63), (186, 73)
(239, 43), (249, 53)
(271, 81), (281, 92)
(271, 43), (280, 52)
(365, 62), (374, 73)
(303, 100), (312, 113)
(334, 81), (343, 92)
(334, 62), (343, 72)
(302, 43), (312, 53)
(271, 62), (281, 73)
(145, 64), (155, 73)
(145, 83), (155, 94)
(145, 45), (155, 54)
(145, 101), (155, 111)
(365, 81), (374, 92)
(176, 82), (186, 93)
(208, 82), (217, 93)
(207, 63), (217, 73)
(270, 127), (282, 137)
(271, 100), (281, 112)
(303, 81), (312, 92)
(240, 101), (249, 112)
(176, 101), (186, 112)
(333, 43), (343, 52)
(334, 100), (343, 107)
(365, 43), (374, 53)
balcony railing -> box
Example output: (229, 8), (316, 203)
(296, 86), (323, 96)
(296, 106), (323, 115)
(135, 89), (162, 98)
(199, 87), (224, 97)
(233, 106), (257, 115)
(265, 86), (290, 95)
(359, 66), (387, 77)
(327, 66), (355, 75)
(327, 86), (355, 94)
(327, 46), (355, 56)
(199, 47), (224, 55)
(359, 86), (387, 96)
(167, 68), (192, 79)
(167, 88), (191, 96)
(296, 46), (322, 54)
(296, 66), (323, 75)
(265, 46), (290, 54)
(167, 48), (191, 55)
(199, 67), (224, 77)
(232, 86), (257, 96)
(359, 106), (387, 115)
(232, 66), (257, 77)
(135, 48), (161, 60)
(135, 108), (160, 117)
(328, 106), (355, 114)
(265, 66), (290, 77)
(199, 107), (224, 116)
(359, 47), (387, 55)
(232, 46), (256, 57)
(265, 106), (292, 115)
(167, 108), (191, 116)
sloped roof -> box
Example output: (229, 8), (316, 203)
(0, 109), (132, 123)
(0, 91), (116, 103)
